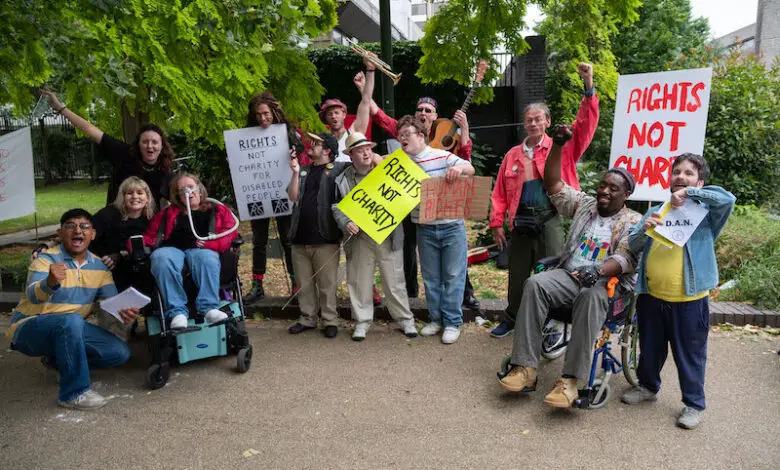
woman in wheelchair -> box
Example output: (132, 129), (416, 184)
(91, 177), (156, 291)
(140, 173), (239, 329)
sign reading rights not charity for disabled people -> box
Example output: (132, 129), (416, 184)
(0, 127), (36, 221)
(609, 68), (712, 201)
(337, 149), (429, 244)
(224, 124), (293, 220)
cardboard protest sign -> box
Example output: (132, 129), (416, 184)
(647, 199), (709, 248)
(609, 68), (712, 201)
(224, 124), (292, 220)
(0, 127), (36, 221)
(337, 149), (428, 244)
(418, 176), (492, 223)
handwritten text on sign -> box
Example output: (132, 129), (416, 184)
(337, 149), (428, 244)
(609, 68), (712, 201)
(224, 124), (292, 220)
(418, 176), (492, 223)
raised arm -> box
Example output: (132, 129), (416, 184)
(288, 153), (301, 202)
(351, 58), (376, 135)
(543, 125), (571, 194)
(42, 90), (104, 143)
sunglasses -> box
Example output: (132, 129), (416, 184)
(62, 222), (93, 231)
(416, 107), (436, 114)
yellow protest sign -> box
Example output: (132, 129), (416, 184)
(337, 149), (429, 244)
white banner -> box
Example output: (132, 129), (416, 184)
(609, 68), (712, 201)
(224, 124), (292, 220)
(0, 127), (36, 221)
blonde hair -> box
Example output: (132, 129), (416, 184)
(169, 172), (211, 211)
(114, 176), (155, 220)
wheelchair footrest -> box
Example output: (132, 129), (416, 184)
(171, 326), (202, 335)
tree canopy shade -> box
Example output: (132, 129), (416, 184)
(2, 0), (339, 144)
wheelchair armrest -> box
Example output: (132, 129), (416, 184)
(534, 256), (562, 273)
(231, 235), (244, 249)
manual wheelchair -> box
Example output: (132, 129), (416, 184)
(497, 256), (641, 409)
(133, 236), (253, 389)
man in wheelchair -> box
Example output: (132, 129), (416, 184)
(498, 125), (641, 408)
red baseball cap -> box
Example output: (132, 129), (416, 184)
(319, 99), (348, 123)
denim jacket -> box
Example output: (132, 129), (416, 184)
(630, 185), (736, 297)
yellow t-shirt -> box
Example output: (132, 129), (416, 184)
(646, 241), (709, 302)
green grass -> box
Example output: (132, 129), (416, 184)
(0, 181), (108, 235)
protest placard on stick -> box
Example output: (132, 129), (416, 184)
(224, 124), (292, 220)
(337, 149), (428, 244)
(609, 68), (712, 201)
(418, 176), (492, 223)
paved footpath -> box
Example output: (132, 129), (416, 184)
(0, 320), (778, 470)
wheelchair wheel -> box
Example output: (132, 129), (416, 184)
(587, 378), (612, 409)
(621, 314), (640, 387)
(237, 345), (253, 373)
(541, 319), (568, 360)
(147, 362), (170, 390)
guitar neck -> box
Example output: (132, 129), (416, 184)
(460, 86), (477, 114)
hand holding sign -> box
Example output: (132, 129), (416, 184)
(670, 188), (688, 208)
(642, 212), (663, 232)
(445, 165), (463, 183)
(647, 198), (709, 247)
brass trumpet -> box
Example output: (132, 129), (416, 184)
(345, 37), (402, 86)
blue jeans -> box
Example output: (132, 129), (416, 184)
(416, 221), (467, 328)
(11, 313), (130, 401)
(151, 247), (221, 318)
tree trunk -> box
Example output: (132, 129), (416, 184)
(120, 99), (149, 143)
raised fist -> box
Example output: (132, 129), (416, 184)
(552, 124), (573, 146)
(47, 262), (67, 288)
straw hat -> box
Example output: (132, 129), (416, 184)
(342, 132), (376, 155)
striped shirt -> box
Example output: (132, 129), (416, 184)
(409, 146), (468, 225)
(6, 245), (117, 339)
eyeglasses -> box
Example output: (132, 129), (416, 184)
(416, 107), (435, 114)
(398, 131), (422, 139)
(62, 222), (92, 231)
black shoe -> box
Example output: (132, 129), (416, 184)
(463, 294), (480, 310)
(288, 322), (315, 334)
(323, 325), (338, 338)
(243, 280), (264, 302)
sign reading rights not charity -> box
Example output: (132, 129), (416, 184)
(337, 149), (428, 244)
(224, 124), (293, 220)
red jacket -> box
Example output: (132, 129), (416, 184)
(489, 94), (599, 229)
(373, 108), (473, 160)
(141, 203), (239, 253)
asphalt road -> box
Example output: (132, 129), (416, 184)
(0, 320), (778, 469)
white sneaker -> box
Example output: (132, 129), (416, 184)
(441, 326), (461, 344)
(57, 389), (107, 410)
(170, 314), (188, 329)
(352, 322), (370, 341)
(400, 321), (418, 338)
(205, 309), (228, 323)
(420, 322), (442, 336)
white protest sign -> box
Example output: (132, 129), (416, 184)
(0, 127), (36, 221)
(224, 124), (292, 220)
(609, 68), (712, 201)
(648, 199), (709, 248)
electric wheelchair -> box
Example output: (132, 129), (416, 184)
(497, 256), (641, 408)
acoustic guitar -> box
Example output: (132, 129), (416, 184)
(429, 60), (488, 154)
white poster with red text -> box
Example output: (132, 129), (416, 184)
(609, 68), (712, 201)
(0, 127), (36, 221)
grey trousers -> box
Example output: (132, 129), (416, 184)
(510, 269), (609, 384)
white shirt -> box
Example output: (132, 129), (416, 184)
(333, 130), (351, 162)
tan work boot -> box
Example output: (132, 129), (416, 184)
(499, 365), (537, 392)
(543, 378), (579, 408)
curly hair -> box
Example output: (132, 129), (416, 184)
(246, 91), (303, 151)
(129, 123), (174, 173)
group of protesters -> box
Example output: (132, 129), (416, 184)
(7, 57), (734, 432)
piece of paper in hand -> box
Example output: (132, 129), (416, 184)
(99, 287), (151, 322)
(647, 199), (709, 248)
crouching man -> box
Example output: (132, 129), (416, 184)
(332, 132), (419, 341)
(7, 209), (138, 410)
(498, 126), (641, 408)
(621, 153), (735, 430)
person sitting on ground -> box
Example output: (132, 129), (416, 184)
(91, 176), (156, 292)
(139, 173), (239, 329)
(6, 209), (139, 410)
(42, 91), (174, 208)
(621, 153), (735, 430)
(498, 125), (641, 408)
(332, 132), (419, 341)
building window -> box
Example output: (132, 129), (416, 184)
(411, 4), (427, 16)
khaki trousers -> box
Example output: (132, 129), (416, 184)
(345, 234), (414, 326)
(291, 244), (340, 327)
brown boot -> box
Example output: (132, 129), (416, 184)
(543, 378), (579, 408)
(499, 365), (537, 392)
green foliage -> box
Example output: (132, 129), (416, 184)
(716, 206), (780, 308)
(470, 141), (501, 177)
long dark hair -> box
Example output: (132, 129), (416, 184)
(130, 123), (174, 173)
(246, 91), (303, 152)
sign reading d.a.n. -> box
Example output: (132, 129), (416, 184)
(224, 124), (292, 220)
(609, 68), (712, 202)
(337, 149), (428, 244)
